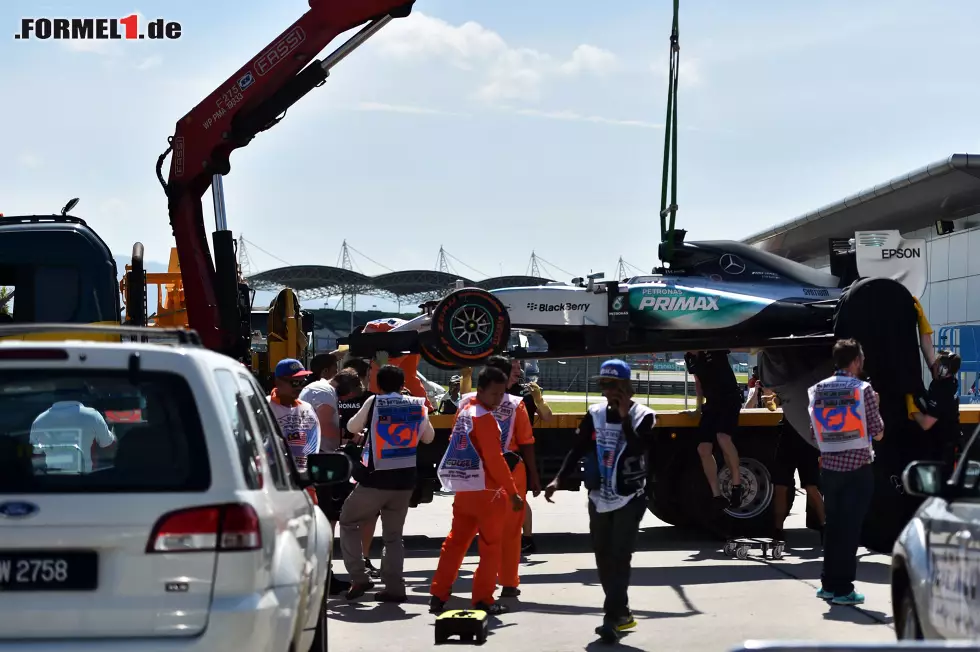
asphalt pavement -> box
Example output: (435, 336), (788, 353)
(326, 491), (895, 651)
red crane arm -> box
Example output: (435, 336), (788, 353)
(158, 0), (416, 355)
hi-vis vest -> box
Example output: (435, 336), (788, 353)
(436, 401), (494, 492)
(807, 375), (871, 454)
(590, 401), (655, 513)
(460, 391), (522, 451)
(364, 393), (426, 472)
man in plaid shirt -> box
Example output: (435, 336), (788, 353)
(808, 338), (884, 606)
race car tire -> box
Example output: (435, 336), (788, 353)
(419, 331), (459, 370)
(429, 288), (510, 365)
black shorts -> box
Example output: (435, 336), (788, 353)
(772, 422), (820, 487)
(697, 402), (740, 444)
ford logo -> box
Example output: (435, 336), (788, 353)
(0, 502), (39, 518)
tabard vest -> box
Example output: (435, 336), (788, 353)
(436, 401), (495, 492)
(364, 393), (426, 471)
(588, 401), (656, 513)
(460, 391), (522, 451)
(807, 374), (872, 454)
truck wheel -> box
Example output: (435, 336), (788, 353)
(719, 434), (778, 537)
(429, 288), (510, 365)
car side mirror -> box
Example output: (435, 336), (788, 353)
(307, 452), (353, 486)
(902, 460), (947, 498)
(960, 460), (980, 491)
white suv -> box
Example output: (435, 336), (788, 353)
(0, 325), (351, 651)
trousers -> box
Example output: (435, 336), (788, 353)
(589, 494), (647, 622)
(430, 490), (508, 606)
(338, 484), (413, 594)
(820, 463), (875, 596)
(499, 459), (528, 589)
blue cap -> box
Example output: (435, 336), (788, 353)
(275, 358), (312, 379)
(596, 359), (631, 380)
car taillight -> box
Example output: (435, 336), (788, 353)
(0, 349), (69, 360)
(147, 504), (261, 553)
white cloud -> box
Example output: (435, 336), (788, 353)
(507, 107), (662, 129)
(560, 45), (619, 76)
(135, 55), (162, 70)
(19, 152), (42, 169)
(355, 102), (466, 117)
(372, 12), (618, 103)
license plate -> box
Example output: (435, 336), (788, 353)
(0, 551), (98, 591)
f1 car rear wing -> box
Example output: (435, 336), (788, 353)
(829, 230), (927, 298)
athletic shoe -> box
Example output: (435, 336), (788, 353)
(729, 484), (744, 508)
(832, 591), (865, 605)
(374, 590), (406, 603)
(816, 589), (834, 600)
(595, 623), (622, 643)
(474, 601), (509, 615)
(500, 587), (521, 598)
(614, 612), (637, 632)
(429, 595), (447, 614)
(364, 557), (381, 579)
(345, 581), (375, 601)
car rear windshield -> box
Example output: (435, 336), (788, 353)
(0, 370), (211, 493)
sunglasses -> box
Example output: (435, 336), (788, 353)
(598, 379), (620, 390)
(283, 378), (307, 388)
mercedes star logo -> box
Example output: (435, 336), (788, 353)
(720, 254), (746, 275)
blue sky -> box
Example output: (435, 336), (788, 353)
(3, 0), (979, 312)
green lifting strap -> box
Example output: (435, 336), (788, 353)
(659, 0), (680, 264)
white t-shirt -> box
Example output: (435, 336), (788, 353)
(299, 380), (339, 446)
(30, 401), (116, 473)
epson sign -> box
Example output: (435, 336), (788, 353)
(881, 247), (921, 260)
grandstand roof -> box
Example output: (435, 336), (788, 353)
(247, 265), (553, 302)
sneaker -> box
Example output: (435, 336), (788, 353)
(374, 590), (406, 603)
(521, 536), (537, 554)
(832, 591), (865, 605)
(345, 581), (375, 601)
(429, 595), (447, 614)
(595, 622), (622, 643)
(364, 558), (381, 579)
(816, 589), (834, 600)
(500, 587), (521, 599)
(474, 601), (509, 615)
(614, 612), (637, 632)
(729, 484), (744, 509)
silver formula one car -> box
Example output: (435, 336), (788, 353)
(346, 229), (927, 376)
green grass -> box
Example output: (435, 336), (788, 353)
(550, 401), (687, 414)
(545, 390), (687, 399)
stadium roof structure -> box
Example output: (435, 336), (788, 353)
(247, 265), (553, 302)
(743, 153), (980, 261)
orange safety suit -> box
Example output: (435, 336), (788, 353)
(430, 405), (519, 607)
(498, 401), (534, 589)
